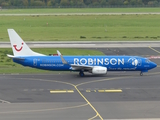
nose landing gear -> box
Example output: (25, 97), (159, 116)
(140, 72), (143, 76)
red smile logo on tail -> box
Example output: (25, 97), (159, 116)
(13, 42), (24, 52)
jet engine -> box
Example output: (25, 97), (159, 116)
(92, 66), (107, 74)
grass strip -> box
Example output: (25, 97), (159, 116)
(0, 8), (160, 14)
(1, 15), (160, 41)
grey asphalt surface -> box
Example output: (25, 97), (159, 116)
(0, 47), (160, 120)
(95, 47), (160, 56)
(1, 41), (160, 48)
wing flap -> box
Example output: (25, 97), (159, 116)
(70, 64), (93, 70)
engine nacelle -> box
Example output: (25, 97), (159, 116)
(92, 66), (107, 75)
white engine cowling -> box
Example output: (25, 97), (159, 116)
(92, 66), (107, 75)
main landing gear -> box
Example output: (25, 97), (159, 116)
(140, 72), (143, 76)
(79, 71), (84, 77)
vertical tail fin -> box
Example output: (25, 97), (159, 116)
(7, 29), (45, 56)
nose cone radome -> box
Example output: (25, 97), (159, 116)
(151, 62), (157, 69)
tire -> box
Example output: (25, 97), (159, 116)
(140, 72), (143, 76)
(79, 71), (84, 77)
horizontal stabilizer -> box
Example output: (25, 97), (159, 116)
(7, 54), (25, 60)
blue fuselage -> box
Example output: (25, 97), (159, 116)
(13, 55), (157, 72)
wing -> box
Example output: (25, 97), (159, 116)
(57, 50), (93, 71)
(70, 64), (93, 70)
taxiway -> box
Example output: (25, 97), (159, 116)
(0, 47), (160, 120)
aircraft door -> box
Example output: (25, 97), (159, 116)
(138, 59), (142, 66)
(33, 59), (37, 66)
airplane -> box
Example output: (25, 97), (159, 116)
(7, 29), (157, 77)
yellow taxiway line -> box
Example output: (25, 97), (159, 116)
(98, 89), (122, 93)
(74, 86), (103, 120)
(50, 89), (123, 93)
(148, 46), (160, 54)
(50, 90), (74, 93)
(0, 103), (89, 114)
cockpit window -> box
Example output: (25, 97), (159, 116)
(145, 59), (150, 63)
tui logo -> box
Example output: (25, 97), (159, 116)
(128, 58), (138, 66)
(13, 42), (24, 52)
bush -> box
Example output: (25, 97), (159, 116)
(148, 1), (158, 6)
(60, 0), (70, 6)
(100, 0), (106, 6)
(77, 1), (85, 6)
(124, 0), (129, 5)
(80, 36), (86, 39)
(32, 1), (45, 6)
(92, 2), (99, 6)
(1, 2), (9, 6)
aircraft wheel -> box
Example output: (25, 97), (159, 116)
(79, 71), (84, 77)
(140, 72), (143, 76)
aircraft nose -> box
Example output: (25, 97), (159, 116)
(151, 62), (157, 69)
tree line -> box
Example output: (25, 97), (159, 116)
(0, 0), (160, 7)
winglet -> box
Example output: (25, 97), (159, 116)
(57, 50), (61, 56)
(57, 50), (68, 64)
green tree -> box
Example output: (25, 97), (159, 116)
(108, 0), (123, 5)
(129, 0), (143, 5)
(77, 1), (85, 6)
(47, 0), (56, 6)
(0, 0), (5, 5)
(130, 0), (137, 5)
(92, 0), (99, 3)
(44, 0), (49, 4)
(1, 2), (9, 6)
(148, 0), (158, 5)
(30, 0), (34, 5)
(23, 0), (29, 6)
(8, 0), (14, 5)
(70, 0), (77, 6)
(142, 0), (150, 4)
(13, 0), (23, 6)
(137, 0), (143, 5)
(84, 0), (91, 5)
(100, 0), (106, 5)
(78, 0), (84, 3)
(92, 1), (99, 5)
(55, 0), (61, 4)
(124, 0), (129, 5)
(60, 0), (70, 6)
(31, 0), (45, 6)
